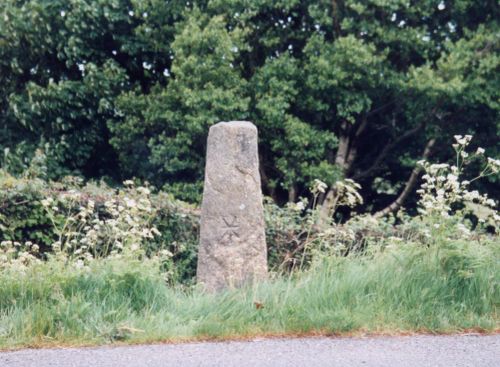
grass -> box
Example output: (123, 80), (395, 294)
(0, 239), (498, 349)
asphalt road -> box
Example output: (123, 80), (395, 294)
(1, 334), (499, 367)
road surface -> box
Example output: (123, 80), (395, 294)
(1, 334), (498, 366)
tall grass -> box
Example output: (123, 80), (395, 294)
(0, 239), (498, 349)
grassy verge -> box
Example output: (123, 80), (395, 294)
(0, 240), (498, 350)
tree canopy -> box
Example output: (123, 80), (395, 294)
(1, 0), (498, 215)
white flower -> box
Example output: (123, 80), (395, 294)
(312, 179), (328, 194)
(105, 200), (115, 208)
(124, 198), (137, 208)
(454, 134), (472, 146)
(469, 190), (480, 200)
(485, 199), (496, 207)
(487, 157), (500, 168)
(137, 187), (151, 195)
(160, 249), (173, 257)
(141, 228), (154, 239)
(0, 240), (12, 247)
(431, 163), (449, 170)
(41, 198), (53, 207)
(476, 147), (485, 155)
(293, 201), (305, 211)
(123, 180), (134, 186)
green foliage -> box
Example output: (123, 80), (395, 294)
(1, 134), (498, 282)
(1, 0), (498, 207)
(0, 170), (199, 283)
(251, 55), (339, 193)
(108, 9), (249, 199)
(304, 34), (388, 124)
(9, 61), (127, 178)
(0, 171), (57, 249)
(0, 136), (498, 348)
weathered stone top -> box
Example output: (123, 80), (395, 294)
(212, 121), (257, 130)
(213, 121), (257, 129)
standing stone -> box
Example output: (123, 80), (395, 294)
(197, 121), (268, 291)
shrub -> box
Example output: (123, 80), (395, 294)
(0, 172), (199, 283)
(1, 136), (498, 283)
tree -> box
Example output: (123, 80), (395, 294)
(1, 0), (498, 215)
(108, 8), (249, 199)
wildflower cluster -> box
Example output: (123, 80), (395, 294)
(0, 240), (41, 272)
(1, 135), (497, 277)
(313, 222), (356, 256)
(416, 135), (499, 229)
(39, 182), (165, 269)
(311, 179), (328, 195)
(334, 179), (363, 208)
(0, 181), (166, 271)
(310, 178), (363, 208)
(267, 178), (364, 271)
(271, 135), (499, 269)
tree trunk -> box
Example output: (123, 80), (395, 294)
(334, 132), (350, 169)
(288, 183), (297, 203)
(318, 121), (352, 226)
(373, 139), (436, 218)
(331, 0), (342, 36)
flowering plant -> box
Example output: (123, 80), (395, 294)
(0, 180), (171, 273)
(0, 240), (41, 272)
(416, 135), (499, 235)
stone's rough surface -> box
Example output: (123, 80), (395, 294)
(197, 121), (268, 291)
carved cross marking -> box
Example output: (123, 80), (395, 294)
(220, 215), (240, 243)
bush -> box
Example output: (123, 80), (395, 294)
(0, 171), (58, 250)
(0, 171), (199, 283)
(1, 136), (498, 284)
